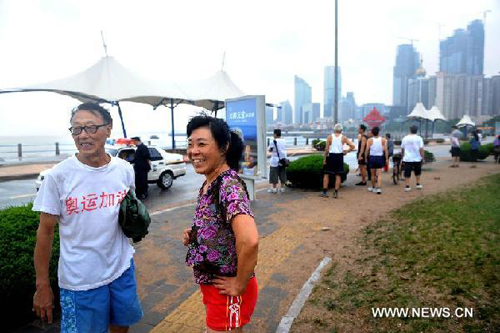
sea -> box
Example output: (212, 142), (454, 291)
(0, 132), (315, 164)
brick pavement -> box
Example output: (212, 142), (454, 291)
(130, 177), (350, 333)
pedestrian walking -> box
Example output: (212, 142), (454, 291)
(493, 135), (500, 164)
(131, 137), (151, 200)
(365, 127), (389, 194)
(384, 133), (394, 172)
(355, 124), (368, 186)
(366, 129), (373, 181)
(450, 125), (463, 168)
(183, 115), (259, 332)
(268, 129), (287, 193)
(33, 102), (143, 332)
(469, 130), (481, 168)
(401, 125), (425, 192)
(320, 123), (355, 198)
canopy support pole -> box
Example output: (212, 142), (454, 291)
(170, 98), (175, 150)
(116, 102), (127, 138)
(213, 101), (219, 117)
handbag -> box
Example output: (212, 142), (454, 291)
(119, 190), (151, 243)
(274, 139), (290, 167)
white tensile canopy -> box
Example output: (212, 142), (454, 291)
(457, 114), (475, 127)
(427, 106), (446, 122)
(1, 56), (189, 106)
(0, 56), (246, 148)
(407, 102), (430, 120)
(181, 70), (245, 111)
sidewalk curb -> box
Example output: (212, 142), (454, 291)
(276, 256), (332, 333)
(0, 173), (39, 182)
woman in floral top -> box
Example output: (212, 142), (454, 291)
(183, 115), (259, 332)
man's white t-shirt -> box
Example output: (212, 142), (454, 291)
(33, 155), (135, 291)
(268, 138), (287, 168)
(401, 134), (424, 162)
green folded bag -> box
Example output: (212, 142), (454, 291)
(119, 190), (151, 243)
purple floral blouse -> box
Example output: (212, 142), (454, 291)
(186, 169), (254, 284)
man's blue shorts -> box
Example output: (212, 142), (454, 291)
(59, 259), (143, 333)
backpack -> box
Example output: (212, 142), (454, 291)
(118, 190), (151, 243)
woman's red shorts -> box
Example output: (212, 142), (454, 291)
(200, 277), (258, 331)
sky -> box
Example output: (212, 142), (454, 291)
(0, 0), (499, 138)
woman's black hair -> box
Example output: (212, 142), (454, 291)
(186, 114), (244, 171)
(472, 130), (479, 142)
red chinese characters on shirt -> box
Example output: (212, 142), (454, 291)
(81, 193), (98, 212)
(65, 189), (128, 216)
(65, 197), (79, 216)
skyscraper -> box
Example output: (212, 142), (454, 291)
(266, 106), (274, 126)
(279, 100), (293, 125)
(392, 44), (420, 112)
(294, 75), (312, 124)
(440, 19), (484, 75)
(302, 102), (321, 123)
(323, 66), (342, 119)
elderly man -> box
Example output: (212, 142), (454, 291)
(33, 102), (143, 332)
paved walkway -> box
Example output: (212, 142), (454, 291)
(129, 157), (500, 333)
(13, 151), (498, 333)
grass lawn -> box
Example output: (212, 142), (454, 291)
(292, 173), (500, 333)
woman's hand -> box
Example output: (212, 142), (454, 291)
(213, 276), (246, 296)
(183, 228), (191, 246)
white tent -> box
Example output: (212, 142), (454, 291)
(427, 106), (446, 122)
(457, 114), (475, 127)
(1, 56), (189, 106)
(407, 102), (430, 120)
(0, 57), (247, 148)
(180, 70), (245, 111)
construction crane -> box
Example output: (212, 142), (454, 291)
(397, 36), (419, 46)
(482, 10), (491, 23)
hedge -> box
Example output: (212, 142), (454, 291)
(287, 154), (349, 189)
(460, 142), (494, 162)
(424, 150), (436, 163)
(0, 203), (60, 330)
(312, 139), (326, 151)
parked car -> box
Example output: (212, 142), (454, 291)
(36, 145), (186, 191)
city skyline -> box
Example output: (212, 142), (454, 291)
(0, 0), (499, 136)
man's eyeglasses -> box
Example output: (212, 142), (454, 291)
(68, 124), (109, 136)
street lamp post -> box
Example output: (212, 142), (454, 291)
(334, 0), (339, 124)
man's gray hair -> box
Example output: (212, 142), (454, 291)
(334, 123), (343, 133)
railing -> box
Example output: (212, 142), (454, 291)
(0, 143), (76, 160)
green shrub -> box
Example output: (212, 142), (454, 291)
(424, 150), (435, 163)
(460, 142), (493, 161)
(312, 140), (326, 151)
(0, 203), (60, 330)
(287, 154), (349, 189)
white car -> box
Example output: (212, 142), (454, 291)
(36, 145), (187, 191)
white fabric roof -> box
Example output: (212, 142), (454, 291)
(407, 102), (430, 120)
(1, 56), (190, 106)
(0, 56), (246, 110)
(181, 71), (245, 110)
(428, 106), (446, 122)
(457, 114), (475, 127)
